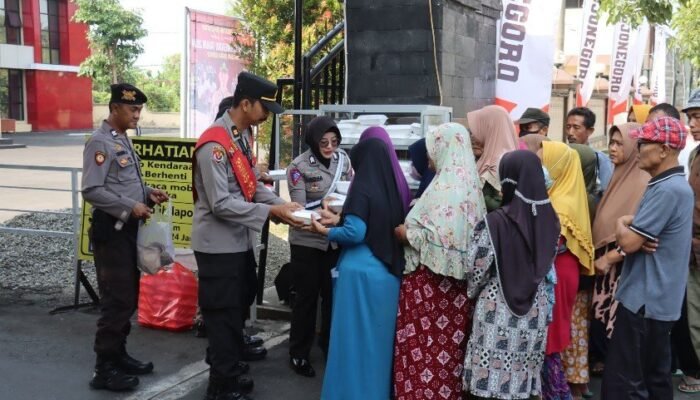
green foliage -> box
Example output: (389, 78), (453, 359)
(600, 0), (700, 70)
(670, 1), (700, 71)
(228, 0), (343, 82)
(93, 54), (181, 112)
(599, 0), (690, 27)
(72, 0), (147, 91)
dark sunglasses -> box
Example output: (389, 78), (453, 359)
(319, 138), (340, 148)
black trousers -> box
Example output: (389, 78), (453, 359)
(91, 211), (140, 358)
(601, 305), (674, 400)
(672, 295), (700, 377)
(288, 244), (338, 359)
(195, 250), (257, 379)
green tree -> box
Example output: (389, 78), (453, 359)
(599, 0), (691, 27)
(133, 54), (181, 112)
(73, 0), (147, 91)
(228, 0), (343, 80)
(599, 0), (700, 71)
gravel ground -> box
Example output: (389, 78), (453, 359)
(0, 210), (292, 307)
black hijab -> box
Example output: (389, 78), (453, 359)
(304, 116), (341, 168)
(343, 138), (405, 277)
(408, 138), (436, 198)
(485, 150), (560, 316)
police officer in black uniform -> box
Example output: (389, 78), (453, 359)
(82, 84), (169, 391)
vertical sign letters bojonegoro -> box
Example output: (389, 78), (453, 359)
(79, 137), (196, 261)
(495, 0), (562, 119)
(576, 0), (602, 108)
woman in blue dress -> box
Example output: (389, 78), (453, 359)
(308, 137), (406, 400)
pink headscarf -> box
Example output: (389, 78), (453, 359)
(467, 105), (519, 191)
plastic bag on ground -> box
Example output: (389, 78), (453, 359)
(138, 262), (198, 331)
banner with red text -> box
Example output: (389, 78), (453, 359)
(650, 28), (668, 105)
(575, 0), (602, 107)
(494, 0), (562, 119)
(631, 21), (650, 104)
(608, 22), (639, 123)
(182, 9), (250, 138)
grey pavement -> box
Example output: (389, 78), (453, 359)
(0, 302), (323, 400)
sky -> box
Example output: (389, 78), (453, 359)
(119, 0), (234, 71)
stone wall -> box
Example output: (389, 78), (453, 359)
(345, 0), (501, 117)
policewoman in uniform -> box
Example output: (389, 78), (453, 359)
(286, 116), (352, 377)
(82, 84), (169, 391)
(192, 72), (302, 400)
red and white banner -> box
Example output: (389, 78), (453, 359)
(494, 0), (562, 119)
(575, 0), (602, 107)
(608, 22), (638, 123)
(631, 21), (650, 104)
(650, 28), (668, 105)
(182, 9), (250, 138)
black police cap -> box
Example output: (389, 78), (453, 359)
(234, 72), (284, 114)
(109, 83), (147, 105)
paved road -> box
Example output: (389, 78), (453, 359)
(0, 302), (324, 400)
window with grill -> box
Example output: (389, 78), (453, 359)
(0, 0), (22, 45)
(40, 0), (60, 64)
(0, 69), (24, 121)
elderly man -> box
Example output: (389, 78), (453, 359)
(602, 117), (694, 399)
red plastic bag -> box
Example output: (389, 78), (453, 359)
(138, 262), (198, 331)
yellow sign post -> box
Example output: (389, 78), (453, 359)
(79, 137), (196, 260)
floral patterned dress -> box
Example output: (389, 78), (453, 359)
(462, 220), (556, 399)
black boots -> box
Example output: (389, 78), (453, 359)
(205, 373), (254, 400)
(89, 357), (139, 391)
(116, 351), (154, 375)
(90, 351), (153, 391)
(290, 357), (316, 378)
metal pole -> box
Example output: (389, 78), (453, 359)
(71, 169), (81, 306)
(181, 7), (189, 138)
(293, 0), (303, 159)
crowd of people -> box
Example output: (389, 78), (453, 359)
(82, 70), (700, 400)
(293, 92), (700, 400)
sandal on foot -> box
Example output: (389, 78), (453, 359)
(678, 375), (700, 393)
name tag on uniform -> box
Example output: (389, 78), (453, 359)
(305, 175), (323, 183)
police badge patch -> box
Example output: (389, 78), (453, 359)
(95, 151), (106, 166)
(212, 146), (225, 163)
(290, 168), (302, 185)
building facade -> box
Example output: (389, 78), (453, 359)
(0, 0), (92, 132)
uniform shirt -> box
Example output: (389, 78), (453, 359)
(191, 112), (285, 254)
(287, 149), (352, 251)
(615, 166), (693, 321)
(82, 120), (152, 221)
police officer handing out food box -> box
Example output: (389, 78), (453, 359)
(286, 116), (352, 377)
(82, 84), (169, 391)
(192, 71), (303, 400)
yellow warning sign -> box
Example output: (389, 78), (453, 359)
(79, 137), (196, 260)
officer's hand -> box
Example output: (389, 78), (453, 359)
(149, 189), (170, 205)
(318, 209), (340, 226)
(641, 239), (659, 254)
(269, 202), (304, 227)
(132, 202), (153, 220)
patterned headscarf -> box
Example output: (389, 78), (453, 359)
(404, 123), (487, 279)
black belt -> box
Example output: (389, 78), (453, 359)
(595, 241), (617, 259)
